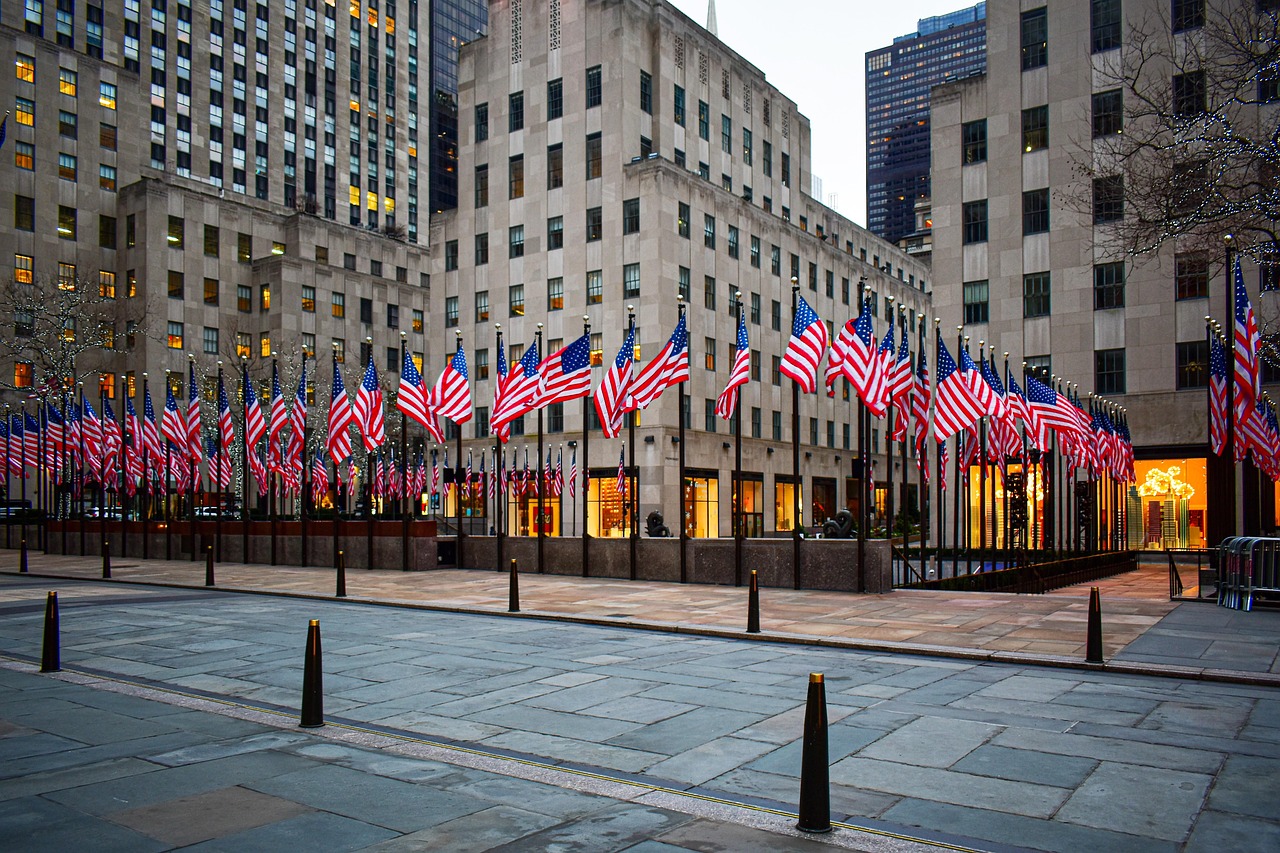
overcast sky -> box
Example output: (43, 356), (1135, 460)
(665, 0), (979, 226)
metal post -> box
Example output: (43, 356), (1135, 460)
(677, 297), (688, 583)
(241, 356), (251, 565)
(734, 291), (745, 586)
(400, 334), (410, 572)
(535, 325), (544, 575)
(581, 316), (591, 576)
(791, 278), (802, 589)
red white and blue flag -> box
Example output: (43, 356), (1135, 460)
(629, 316), (689, 411)
(1233, 258), (1261, 427)
(267, 363), (286, 473)
(243, 372), (266, 450)
(429, 342), (473, 439)
(216, 372), (236, 481)
(186, 362), (203, 465)
(353, 354), (386, 450)
(932, 337), (982, 442)
(781, 294), (829, 394)
(492, 338), (540, 434)
(1209, 332), (1229, 456)
(326, 357), (354, 464)
(715, 316), (751, 421)
(396, 348), (432, 432)
(532, 334), (593, 409)
(594, 326), (635, 438)
(616, 444), (627, 496)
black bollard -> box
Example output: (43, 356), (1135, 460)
(797, 672), (831, 834)
(299, 619), (324, 728)
(40, 591), (60, 673)
(20, 538), (28, 573)
(205, 545), (215, 587)
(1086, 586), (1104, 664)
(747, 570), (761, 633)
(508, 558), (520, 613)
(101, 539), (111, 579)
(336, 550), (347, 598)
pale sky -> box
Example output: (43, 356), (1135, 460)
(666, 0), (980, 226)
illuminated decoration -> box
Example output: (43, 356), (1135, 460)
(1136, 466), (1195, 500)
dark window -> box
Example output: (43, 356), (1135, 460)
(963, 280), (989, 324)
(1021, 8), (1048, 69)
(704, 276), (717, 311)
(475, 233), (489, 265)
(445, 240), (459, 271)
(585, 133), (602, 179)
(508, 91), (524, 131)
(640, 71), (652, 114)
(1093, 175), (1124, 223)
(1023, 188), (1050, 234)
(475, 164), (489, 207)
(1094, 262), (1126, 309)
(508, 155), (524, 199)
(586, 207), (602, 242)
(547, 77), (563, 120)
(475, 103), (489, 141)
(771, 299), (781, 331)
(1024, 272), (1051, 317)
(1095, 348), (1126, 394)
(1170, 160), (1208, 215)
(1173, 71), (1206, 117)
(622, 198), (640, 234)
(698, 100), (709, 139)
(962, 119), (987, 164)
(508, 225), (524, 258)
(547, 216), (564, 250)
(1172, 0), (1205, 32)
(1092, 89), (1123, 137)
(1175, 253), (1209, 300)
(547, 144), (563, 189)
(1022, 105), (1048, 152)
(704, 214), (716, 249)
(1176, 340), (1209, 389)
(359, 298), (373, 325)
(1091, 0), (1121, 52)
(962, 200), (988, 244)
(14, 195), (34, 231)
(721, 114), (732, 153)
(623, 263), (640, 300)
(585, 65), (602, 108)
(677, 202), (690, 238)
(674, 85), (685, 126)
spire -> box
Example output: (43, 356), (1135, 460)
(706, 0), (718, 37)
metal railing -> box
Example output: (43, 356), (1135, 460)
(1165, 548), (1217, 601)
(897, 549), (1136, 594)
(1217, 537), (1280, 611)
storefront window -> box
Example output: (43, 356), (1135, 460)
(812, 478), (836, 526)
(507, 488), (558, 536)
(683, 472), (719, 538)
(733, 475), (764, 537)
(775, 477), (801, 532)
(588, 473), (632, 537)
(1129, 458), (1206, 549)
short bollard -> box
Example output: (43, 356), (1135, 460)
(746, 570), (761, 633)
(101, 539), (111, 579)
(508, 559), (520, 613)
(299, 619), (324, 728)
(20, 538), (29, 573)
(1086, 586), (1104, 664)
(336, 550), (347, 598)
(797, 672), (831, 834)
(40, 591), (60, 673)
(205, 545), (216, 587)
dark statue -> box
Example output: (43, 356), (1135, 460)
(645, 511), (671, 538)
(821, 509), (856, 539)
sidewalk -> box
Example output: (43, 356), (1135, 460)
(3, 546), (1278, 683)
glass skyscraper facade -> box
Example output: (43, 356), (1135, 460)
(865, 3), (986, 245)
(429, 0), (488, 213)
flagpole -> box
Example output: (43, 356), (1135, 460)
(581, 316), (591, 577)
(978, 344), (988, 560)
(898, 308), (909, 560)
(212, 362), (223, 561)
(791, 277), (802, 590)
(734, 290), (744, 587)
(3, 404), (9, 551)
(301, 412), (309, 571)
(886, 296), (897, 547)
(454, 330), (466, 572)
(858, 283), (872, 593)
(1223, 235), (1239, 536)
(60, 388), (69, 556)
(494, 325), (505, 574)
(119, 378), (128, 557)
(96, 391), (105, 545)
(399, 333), (410, 572)
(533, 324), (544, 575)
(676, 296), (688, 583)
(37, 400), (46, 552)
(918, 323), (929, 569)
(625, 309), (638, 581)
(269, 354), (278, 566)
(188, 356), (198, 557)
(332, 343), (342, 569)
(365, 337), (376, 571)
(240, 356), (251, 564)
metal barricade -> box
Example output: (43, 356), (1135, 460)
(1217, 537), (1280, 611)
(1244, 538), (1280, 612)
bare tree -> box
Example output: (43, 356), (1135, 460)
(0, 271), (148, 403)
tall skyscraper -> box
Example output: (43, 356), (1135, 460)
(429, 0), (489, 213)
(865, 3), (986, 245)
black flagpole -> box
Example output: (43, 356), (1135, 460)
(78, 384), (87, 556)
(495, 325), (505, 573)
(627, 310), (637, 581)
(270, 355), (278, 566)
(678, 296), (688, 583)
(581, 316), (591, 576)
(215, 361), (224, 562)
(399, 334), (410, 571)
(188, 356), (197, 561)
(857, 283), (870, 594)
(454, 330), (466, 571)
(734, 290), (744, 587)
(241, 356), (251, 564)
(886, 297), (897, 546)
(119, 377), (129, 557)
(791, 277), (802, 590)
(61, 389), (69, 557)
(297, 353), (308, 568)
(535, 325), (545, 575)
(332, 343), (343, 568)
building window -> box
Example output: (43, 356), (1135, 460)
(332, 339), (346, 364)
(623, 263), (640, 300)
(59, 67), (77, 96)
(301, 285), (315, 312)
(548, 277), (564, 311)
(100, 122), (117, 150)
(704, 337), (717, 371)
(167, 270), (184, 299)
(728, 226), (740, 259)
(203, 327), (219, 355)
(623, 198), (640, 234)
(674, 85), (685, 126)
(97, 269), (115, 298)
(1176, 253), (1209, 300)
(14, 142), (34, 171)
(640, 71), (652, 114)
(167, 321), (184, 350)
(750, 293), (761, 325)
(261, 285), (273, 313)
(704, 398), (718, 432)
(508, 225), (524, 258)
(1092, 89), (1123, 137)
(475, 348), (490, 381)
(332, 292), (346, 318)
(413, 310), (424, 334)
(704, 276), (717, 310)
(1023, 272), (1051, 317)
(509, 284), (525, 317)
(475, 291), (490, 323)
(585, 133), (602, 179)
(14, 363), (33, 389)
(233, 285), (250, 313)
(962, 119), (987, 164)
(547, 77), (563, 120)
(678, 267), (690, 301)
(1021, 8), (1047, 70)
(1095, 348), (1126, 394)
(677, 202), (690, 238)
(750, 236), (761, 268)
(1023, 188), (1050, 234)
(772, 299), (781, 331)
(704, 214), (716, 249)
(445, 296), (459, 328)
(698, 100), (709, 140)
(1094, 262), (1126, 309)
(586, 207), (603, 242)
(15, 53), (34, 82)
(587, 270), (603, 304)
(508, 155), (524, 199)
(508, 91), (524, 131)
(1022, 106), (1048, 152)
(445, 240), (459, 270)
(475, 164), (489, 207)
(962, 200), (988, 244)
(1093, 175), (1124, 223)
(55, 205), (76, 239)
(775, 479), (800, 532)
(772, 410), (783, 441)
(99, 81), (117, 109)
(302, 335), (316, 359)
(547, 144), (563, 189)
(15, 97), (34, 127)
(963, 280), (989, 325)
(475, 232), (490, 265)
(57, 153), (77, 181)
(475, 103), (489, 141)
(586, 65), (602, 108)
(547, 216), (564, 250)
(1176, 340), (1208, 389)
(588, 334), (603, 367)
(1173, 71), (1206, 117)
(1091, 0), (1122, 52)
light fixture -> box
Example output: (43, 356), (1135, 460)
(644, 435), (655, 444)
(722, 442), (731, 449)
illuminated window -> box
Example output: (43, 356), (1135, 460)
(586, 270), (603, 305)
(99, 164), (116, 190)
(58, 262), (77, 290)
(237, 285), (251, 313)
(547, 277), (564, 311)
(301, 334), (316, 358)
(15, 97), (34, 126)
(261, 334), (272, 358)
(167, 216), (185, 248)
(412, 309), (424, 333)
(775, 478), (801, 532)
(59, 67), (77, 96)
(15, 54), (34, 83)
(99, 82), (117, 109)
(14, 254), (33, 285)
(167, 321), (184, 349)
(14, 363), (33, 389)
(301, 285), (315, 312)
(589, 333), (603, 367)
(236, 333), (251, 359)
(14, 142), (34, 170)
(332, 339), (345, 363)
(203, 277), (218, 305)
(332, 292), (345, 318)
(260, 284), (271, 311)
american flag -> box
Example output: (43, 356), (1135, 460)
(911, 342), (931, 460)
(24, 410), (41, 476)
(958, 348), (999, 419)
(569, 448), (577, 499)
(267, 363), (286, 473)
(243, 372), (266, 449)
(64, 404), (79, 475)
(247, 443), (269, 497)
(43, 402), (65, 457)
(492, 339), (540, 434)
(823, 344), (843, 398)
(100, 399), (121, 484)
(311, 448), (330, 504)
(142, 384), (163, 462)
(938, 440), (949, 492)
(890, 324), (913, 408)
(81, 398), (104, 478)
(7, 414), (23, 477)
(430, 342), (473, 434)
(484, 452), (494, 500)
(780, 294), (828, 395)
(871, 317), (896, 415)
(209, 436), (233, 489)
(216, 372), (236, 475)
(442, 448), (452, 499)
(1237, 396), (1271, 465)
(186, 362), (203, 465)
(1024, 374), (1085, 440)
(715, 316), (751, 420)
(1006, 371), (1040, 450)
(1209, 332), (1229, 456)
(555, 448), (564, 497)
(162, 384), (187, 456)
(396, 348), (432, 432)
(521, 447), (530, 497)
(616, 444), (627, 496)
(123, 398), (142, 493)
(835, 297), (884, 413)
(594, 326), (635, 438)
(326, 357), (354, 463)
(466, 450), (473, 490)
(287, 358), (308, 480)
(353, 354), (387, 450)
(931, 337), (982, 442)
(1233, 258), (1261, 426)
(430, 448), (440, 498)
(492, 336), (511, 443)
(629, 315), (690, 412)
(532, 334), (593, 408)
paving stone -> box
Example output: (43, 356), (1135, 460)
(1204, 754), (1280, 819)
(486, 801), (692, 852)
(0, 807), (170, 853)
(606, 707), (764, 755)
(1055, 762), (1212, 842)
(991, 726), (1223, 773)
(829, 757), (1069, 818)
(466, 702), (642, 742)
(480, 729), (666, 774)
(0, 757), (159, 802)
(745, 725), (884, 777)
(359, 804), (564, 852)
(181, 810), (400, 852)
(576, 696), (698, 724)
(952, 745), (1096, 788)
(524, 677), (659, 713)
(108, 784), (311, 846)
(1183, 809), (1280, 853)
(644, 736), (777, 786)
(652, 816), (853, 852)
(145, 731), (313, 767)
(1139, 699), (1253, 736)
(857, 716), (1001, 768)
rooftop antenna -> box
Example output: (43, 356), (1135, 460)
(706, 0), (718, 36)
